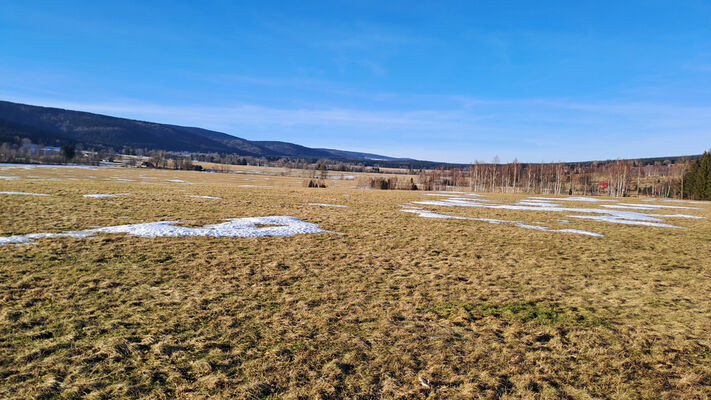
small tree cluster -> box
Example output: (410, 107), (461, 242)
(361, 177), (418, 190)
(683, 151), (711, 200)
(306, 179), (327, 188)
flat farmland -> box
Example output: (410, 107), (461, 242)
(1, 164), (710, 399)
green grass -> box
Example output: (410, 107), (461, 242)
(432, 301), (609, 328)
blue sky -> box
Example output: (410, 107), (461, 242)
(1, 1), (709, 162)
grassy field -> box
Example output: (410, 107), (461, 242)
(1, 164), (710, 399)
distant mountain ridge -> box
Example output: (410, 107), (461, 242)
(0, 100), (406, 161)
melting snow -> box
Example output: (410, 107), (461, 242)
(399, 207), (603, 236)
(566, 215), (679, 228)
(0, 216), (333, 246)
(308, 203), (347, 208)
(600, 203), (699, 210)
(83, 193), (132, 198)
(0, 191), (50, 196)
(0, 163), (99, 170)
(529, 196), (614, 202)
(0, 176), (18, 180)
(400, 208), (469, 219)
(186, 195), (222, 199)
(663, 199), (707, 204)
(411, 197), (696, 228)
(403, 191), (708, 235)
(662, 214), (704, 219)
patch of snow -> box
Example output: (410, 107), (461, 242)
(400, 208), (469, 219)
(529, 196), (614, 202)
(186, 195), (222, 199)
(566, 215), (680, 228)
(409, 192), (695, 230)
(661, 214), (704, 219)
(0, 191), (50, 196)
(0, 216), (333, 246)
(0, 176), (19, 180)
(600, 203), (699, 210)
(83, 193), (132, 198)
(516, 200), (564, 207)
(663, 199), (707, 204)
(400, 207), (603, 237)
(308, 203), (347, 208)
(556, 229), (605, 237)
(166, 179), (193, 184)
(239, 184), (271, 188)
(0, 163), (99, 170)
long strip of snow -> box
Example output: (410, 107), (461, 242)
(186, 195), (222, 199)
(400, 208), (603, 237)
(83, 193), (132, 198)
(0, 216), (333, 246)
(0, 191), (50, 196)
(307, 203), (347, 208)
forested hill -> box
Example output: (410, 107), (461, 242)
(0, 100), (406, 161)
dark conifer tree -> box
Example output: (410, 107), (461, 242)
(683, 151), (711, 200)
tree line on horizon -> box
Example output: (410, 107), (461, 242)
(413, 158), (690, 198)
(1, 137), (709, 200)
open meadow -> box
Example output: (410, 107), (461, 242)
(1, 164), (710, 399)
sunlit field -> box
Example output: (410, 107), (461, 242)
(1, 164), (710, 399)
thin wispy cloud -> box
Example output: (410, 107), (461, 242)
(3, 91), (707, 162)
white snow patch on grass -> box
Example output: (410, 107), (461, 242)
(413, 198), (679, 223)
(601, 203), (699, 210)
(400, 208), (469, 219)
(83, 193), (132, 198)
(516, 200), (564, 207)
(308, 203), (347, 208)
(566, 215), (680, 228)
(529, 196), (614, 202)
(556, 229), (605, 237)
(408, 193), (697, 231)
(186, 195), (222, 199)
(663, 199), (707, 204)
(0, 176), (19, 180)
(400, 208), (603, 237)
(0, 163), (99, 170)
(0, 191), (50, 196)
(660, 214), (704, 219)
(0, 216), (333, 246)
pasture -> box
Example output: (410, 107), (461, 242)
(1, 164), (710, 399)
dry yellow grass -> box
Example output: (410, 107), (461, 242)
(1, 165), (710, 399)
